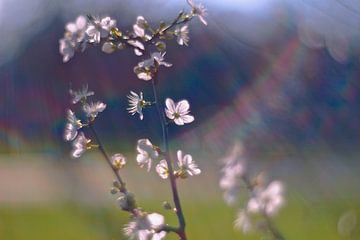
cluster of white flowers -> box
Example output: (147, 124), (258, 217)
(63, 85), (107, 158)
(60, 2), (207, 239)
(135, 139), (201, 180)
(219, 142), (285, 237)
(219, 142), (246, 205)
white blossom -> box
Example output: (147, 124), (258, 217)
(86, 16), (116, 43)
(247, 181), (285, 216)
(83, 101), (106, 119)
(64, 109), (82, 141)
(111, 153), (126, 169)
(134, 66), (152, 81)
(165, 98), (194, 125)
(123, 212), (166, 240)
(156, 160), (169, 179)
(127, 91), (148, 120)
(174, 25), (189, 46)
(69, 85), (94, 104)
(133, 16), (150, 39)
(134, 52), (172, 80)
(102, 42), (116, 54)
(127, 40), (145, 56)
(187, 0), (207, 26)
(71, 132), (90, 158)
(175, 150), (201, 178)
(65, 15), (88, 43)
(140, 52), (172, 68)
(136, 139), (159, 171)
(59, 37), (75, 63)
(219, 142), (246, 205)
(59, 15), (88, 62)
(234, 210), (253, 234)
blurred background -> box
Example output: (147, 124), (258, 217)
(0, 0), (360, 239)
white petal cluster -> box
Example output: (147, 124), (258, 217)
(59, 15), (88, 62)
(219, 142), (246, 205)
(247, 181), (285, 216)
(86, 16), (116, 43)
(175, 150), (201, 178)
(187, 0), (207, 26)
(165, 98), (194, 125)
(69, 85), (94, 104)
(71, 132), (90, 158)
(83, 101), (107, 119)
(155, 160), (169, 179)
(64, 109), (82, 141)
(123, 212), (166, 240)
(133, 16), (151, 39)
(136, 139), (159, 171)
(127, 91), (147, 120)
(174, 25), (190, 46)
(134, 52), (172, 81)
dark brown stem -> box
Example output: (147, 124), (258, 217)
(89, 123), (127, 193)
(242, 175), (285, 240)
(151, 74), (187, 240)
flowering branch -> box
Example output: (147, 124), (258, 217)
(60, 1), (207, 239)
(151, 76), (187, 239)
(219, 142), (286, 240)
(241, 175), (285, 240)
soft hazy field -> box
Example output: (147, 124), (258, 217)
(0, 154), (359, 240)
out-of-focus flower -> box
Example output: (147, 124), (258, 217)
(123, 212), (166, 240)
(174, 25), (189, 46)
(127, 40), (145, 56)
(66, 15), (88, 43)
(102, 42), (116, 54)
(69, 85), (94, 104)
(64, 109), (82, 141)
(111, 153), (126, 169)
(83, 101), (106, 119)
(175, 150), (201, 178)
(247, 181), (285, 216)
(133, 16), (151, 40)
(127, 91), (149, 120)
(59, 38), (75, 63)
(71, 132), (91, 158)
(219, 142), (246, 205)
(234, 210), (252, 234)
(156, 160), (169, 179)
(59, 15), (88, 62)
(136, 139), (159, 171)
(187, 0), (207, 26)
(337, 210), (357, 237)
(86, 16), (116, 43)
(165, 98), (194, 125)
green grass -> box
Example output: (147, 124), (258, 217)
(0, 199), (359, 240)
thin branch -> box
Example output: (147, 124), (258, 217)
(89, 123), (127, 193)
(151, 74), (187, 240)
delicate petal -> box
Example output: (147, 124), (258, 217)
(176, 100), (190, 115)
(102, 42), (116, 54)
(156, 160), (169, 179)
(182, 114), (194, 124)
(64, 123), (78, 141)
(136, 139), (158, 171)
(83, 101), (106, 118)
